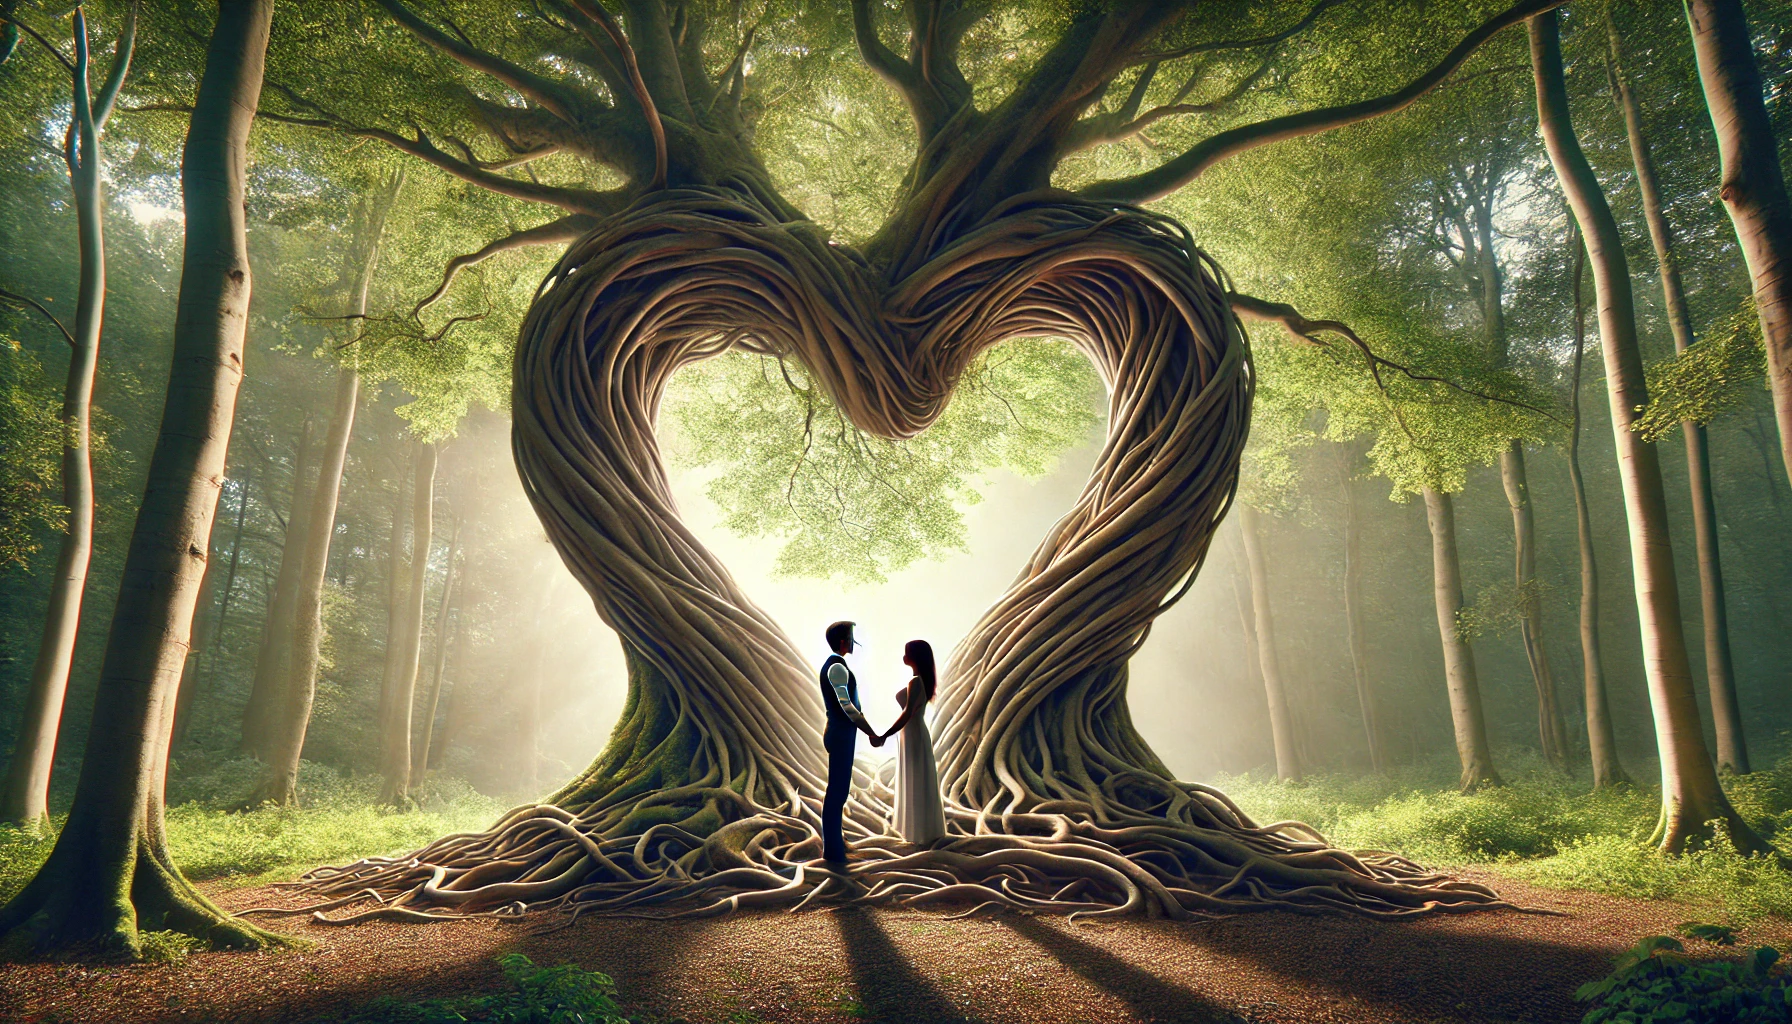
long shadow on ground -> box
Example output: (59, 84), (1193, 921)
(837, 906), (978, 1023)
(1003, 915), (1242, 1024)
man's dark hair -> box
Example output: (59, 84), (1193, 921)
(825, 621), (856, 654)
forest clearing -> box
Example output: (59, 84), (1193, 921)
(4, 0), (1792, 1021)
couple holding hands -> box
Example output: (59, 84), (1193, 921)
(818, 620), (946, 864)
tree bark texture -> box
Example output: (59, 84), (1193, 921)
(1610, 14), (1747, 773)
(0, 0), (276, 958)
(293, 0), (1549, 923)
(1567, 229), (1629, 789)
(1532, 10), (1763, 852)
(378, 441), (436, 804)
(176, 464), (253, 744)
(0, 8), (133, 828)
(1239, 506), (1300, 781)
(1686, 0), (1792, 493)
(1422, 487), (1502, 793)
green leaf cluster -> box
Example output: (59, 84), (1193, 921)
(667, 340), (1101, 583)
(0, 339), (65, 570)
(1575, 937), (1790, 1024)
(1635, 302), (1768, 442)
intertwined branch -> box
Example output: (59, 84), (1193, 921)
(271, 189), (1511, 925)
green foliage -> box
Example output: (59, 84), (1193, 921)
(0, 338), (64, 570)
(1681, 923), (1740, 947)
(667, 341), (1101, 583)
(136, 929), (204, 966)
(335, 954), (633, 1024)
(0, 760), (502, 905)
(1221, 753), (1792, 923)
(1636, 303), (1769, 442)
(1575, 936), (1791, 1024)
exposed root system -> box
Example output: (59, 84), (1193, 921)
(274, 189), (1512, 926)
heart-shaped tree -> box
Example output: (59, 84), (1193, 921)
(286, 0), (1555, 921)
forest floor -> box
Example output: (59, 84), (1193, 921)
(3, 870), (1788, 1024)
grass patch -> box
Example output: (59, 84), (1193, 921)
(0, 758), (502, 904)
(1217, 751), (1792, 924)
(331, 953), (634, 1023)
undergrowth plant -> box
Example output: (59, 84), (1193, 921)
(1575, 936), (1791, 1023)
(1220, 750), (1792, 923)
(334, 954), (634, 1024)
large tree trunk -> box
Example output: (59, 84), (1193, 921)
(1422, 487), (1502, 792)
(1610, 14), (1748, 774)
(377, 441), (436, 805)
(0, 9), (132, 828)
(239, 419), (314, 757)
(1531, 11), (1765, 852)
(1685, 0), (1792, 493)
(1338, 444), (1385, 772)
(411, 520), (458, 783)
(1238, 507), (1300, 781)
(1566, 229), (1630, 789)
(0, 0), (276, 957)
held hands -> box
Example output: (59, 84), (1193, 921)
(868, 730), (886, 747)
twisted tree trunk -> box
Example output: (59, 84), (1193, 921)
(1531, 10), (1764, 853)
(1239, 506), (1299, 781)
(0, 0), (278, 957)
(1422, 487), (1501, 792)
(0, 7), (133, 828)
(1685, 0), (1792, 493)
(1609, 13), (1747, 774)
(286, 0), (1550, 924)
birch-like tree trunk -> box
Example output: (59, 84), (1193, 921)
(1531, 10), (1764, 852)
(1239, 506), (1299, 781)
(239, 419), (314, 757)
(1422, 487), (1501, 792)
(0, 7), (134, 828)
(0, 0), (278, 956)
(378, 440), (437, 804)
(1609, 12), (1747, 774)
(1685, 0), (1792, 493)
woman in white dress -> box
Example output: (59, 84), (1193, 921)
(880, 639), (946, 845)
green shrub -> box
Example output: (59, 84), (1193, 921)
(1575, 936), (1791, 1023)
(0, 822), (54, 904)
(336, 953), (633, 1023)
(137, 929), (203, 965)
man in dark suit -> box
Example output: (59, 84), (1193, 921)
(820, 620), (882, 864)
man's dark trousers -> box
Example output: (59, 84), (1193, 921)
(822, 723), (855, 863)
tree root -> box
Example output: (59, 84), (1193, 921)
(278, 774), (1521, 926)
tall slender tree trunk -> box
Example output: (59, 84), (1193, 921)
(1567, 228), (1631, 789)
(0, 0), (277, 957)
(1531, 10), (1766, 853)
(1238, 506), (1299, 782)
(252, 174), (397, 806)
(175, 466), (252, 743)
(431, 593), (475, 770)
(411, 522), (459, 783)
(1610, 14), (1748, 774)
(240, 419), (314, 756)
(1473, 198), (1570, 769)
(1685, 0), (1792, 493)
(0, 8), (134, 828)
(1422, 487), (1501, 793)
(250, 368), (357, 806)
(379, 441), (437, 804)
(1338, 444), (1385, 773)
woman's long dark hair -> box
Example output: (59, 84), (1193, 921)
(905, 639), (937, 701)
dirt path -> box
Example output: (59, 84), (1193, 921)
(2, 872), (1784, 1024)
